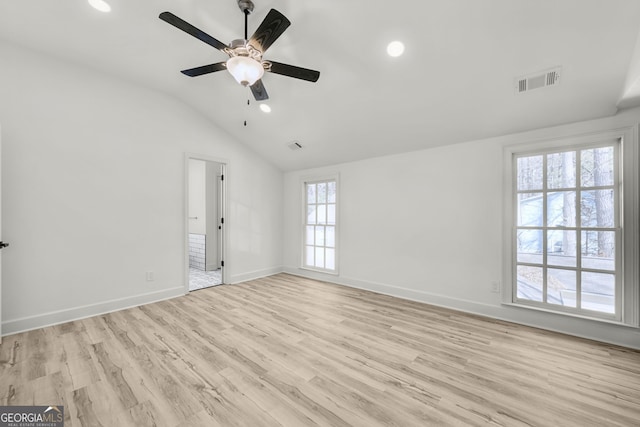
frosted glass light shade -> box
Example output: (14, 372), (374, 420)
(226, 56), (264, 86)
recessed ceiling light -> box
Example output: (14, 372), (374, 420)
(260, 104), (272, 113)
(88, 0), (111, 13)
(387, 41), (405, 57)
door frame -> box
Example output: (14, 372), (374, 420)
(184, 153), (228, 292)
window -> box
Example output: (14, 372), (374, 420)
(303, 179), (337, 273)
(504, 128), (639, 326)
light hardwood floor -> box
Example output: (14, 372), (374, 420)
(1, 273), (639, 426)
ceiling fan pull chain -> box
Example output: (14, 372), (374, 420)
(244, 87), (250, 127)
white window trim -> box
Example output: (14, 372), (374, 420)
(502, 126), (639, 327)
(300, 174), (340, 275)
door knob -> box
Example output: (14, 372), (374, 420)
(0, 242), (9, 249)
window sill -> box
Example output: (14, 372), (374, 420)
(502, 301), (638, 328)
(299, 266), (340, 276)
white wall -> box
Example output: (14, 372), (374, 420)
(283, 108), (640, 349)
(0, 41), (283, 335)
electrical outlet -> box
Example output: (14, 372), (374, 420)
(491, 281), (500, 293)
(146, 271), (155, 282)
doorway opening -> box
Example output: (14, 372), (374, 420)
(186, 156), (226, 291)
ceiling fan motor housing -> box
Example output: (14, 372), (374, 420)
(228, 39), (262, 59)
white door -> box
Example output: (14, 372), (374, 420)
(0, 125), (3, 341)
(185, 155), (227, 291)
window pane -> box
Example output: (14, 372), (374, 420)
(517, 229), (543, 264)
(303, 179), (337, 272)
(317, 183), (327, 203)
(518, 193), (543, 226)
(315, 226), (325, 246)
(547, 269), (576, 307)
(305, 246), (314, 266)
(547, 191), (576, 227)
(307, 205), (317, 224)
(517, 155), (543, 191)
(581, 147), (614, 187)
(315, 247), (325, 268)
(581, 231), (615, 271)
(547, 151), (576, 189)
(581, 190), (614, 228)
(326, 226), (335, 248)
(327, 204), (336, 225)
(547, 230), (576, 267)
(581, 272), (615, 313)
(327, 181), (336, 203)
(517, 265), (543, 302)
(512, 142), (621, 321)
(306, 226), (315, 245)
(317, 205), (327, 224)
(307, 184), (316, 204)
(325, 248), (335, 270)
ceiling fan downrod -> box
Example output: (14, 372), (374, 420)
(237, 1), (255, 126)
(238, 1), (254, 42)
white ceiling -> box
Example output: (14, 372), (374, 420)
(2, 0), (640, 171)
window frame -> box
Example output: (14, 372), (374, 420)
(502, 127), (639, 327)
(301, 175), (339, 275)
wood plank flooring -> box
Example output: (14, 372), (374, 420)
(1, 273), (639, 426)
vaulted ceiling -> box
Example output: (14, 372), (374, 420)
(2, 0), (640, 171)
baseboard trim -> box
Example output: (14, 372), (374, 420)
(2, 286), (185, 337)
(282, 267), (640, 350)
(229, 266), (283, 284)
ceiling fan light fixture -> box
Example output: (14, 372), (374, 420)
(159, 7), (319, 101)
(226, 56), (264, 87)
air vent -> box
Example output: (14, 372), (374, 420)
(287, 141), (303, 151)
(516, 67), (561, 94)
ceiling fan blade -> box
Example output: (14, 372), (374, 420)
(248, 9), (291, 53)
(181, 62), (227, 77)
(250, 79), (269, 101)
(159, 12), (228, 52)
(268, 61), (320, 82)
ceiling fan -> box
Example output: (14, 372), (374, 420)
(159, 0), (320, 101)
